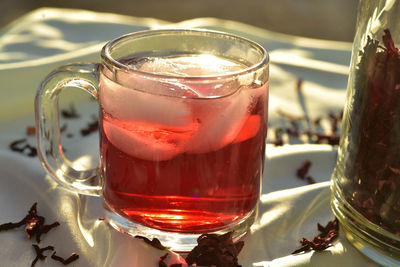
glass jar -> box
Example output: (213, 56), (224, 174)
(331, 0), (400, 265)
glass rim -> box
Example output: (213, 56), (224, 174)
(100, 28), (269, 82)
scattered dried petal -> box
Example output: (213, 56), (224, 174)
(158, 253), (169, 267)
(2, 203), (77, 265)
(51, 251), (79, 265)
(31, 244), (54, 267)
(273, 138), (284, 146)
(26, 126), (36, 136)
(36, 221), (60, 243)
(0, 202), (37, 232)
(60, 124), (68, 133)
(61, 104), (80, 119)
(186, 231), (244, 267)
(292, 218), (339, 254)
(25, 216), (44, 239)
(135, 236), (168, 250)
(296, 160), (312, 180)
(296, 78), (304, 92)
(9, 138), (37, 157)
(306, 176), (316, 184)
(0, 203), (59, 243)
(270, 108), (343, 147)
(81, 118), (99, 136)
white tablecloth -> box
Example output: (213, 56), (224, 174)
(0, 8), (379, 267)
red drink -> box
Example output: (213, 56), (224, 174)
(99, 54), (268, 233)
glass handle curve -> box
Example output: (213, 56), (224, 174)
(35, 63), (101, 196)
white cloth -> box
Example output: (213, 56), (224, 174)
(0, 8), (379, 267)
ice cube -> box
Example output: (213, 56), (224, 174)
(99, 54), (260, 157)
(126, 55), (245, 98)
(135, 55), (244, 77)
(102, 117), (193, 161)
(232, 114), (261, 143)
(99, 73), (193, 128)
(185, 89), (251, 153)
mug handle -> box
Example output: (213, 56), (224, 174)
(35, 63), (101, 196)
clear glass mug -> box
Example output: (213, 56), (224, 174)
(35, 29), (269, 251)
(331, 0), (400, 265)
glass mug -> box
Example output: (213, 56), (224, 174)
(35, 29), (269, 250)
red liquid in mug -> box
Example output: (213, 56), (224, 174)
(99, 55), (268, 233)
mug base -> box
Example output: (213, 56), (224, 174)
(103, 201), (256, 252)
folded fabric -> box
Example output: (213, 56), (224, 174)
(0, 8), (350, 125)
(0, 8), (379, 267)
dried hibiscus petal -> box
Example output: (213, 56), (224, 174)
(2, 202), (78, 266)
(0, 219), (26, 231)
(25, 216), (44, 239)
(51, 251), (79, 265)
(135, 235), (167, 250)
(61, 104), (80, 119)
(328, 111), (343, 133)
(9, 138), (37, 157)
(273, 128), (284, 146)
(296, 160), (312, 180)
(36, 221), (60, 243)
(156, 252), (184, 267)
(0, 216), (27, 231)
(31, 244), (54, 267)
(292, 218), (339, 254)
(306, 176), (316, 184)
(314, 133), (340, 145)
(0, 203), (59, 243)
(158, 253), (169, 267)
(296, 161), (317, 185)
(271, 107), (343, 147)
(81, 118), (99, 136)
(0, 202), (37, 232)
(26, 126), (36, 136)
(185, 231), (244, 267)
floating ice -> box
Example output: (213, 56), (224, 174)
(102, 115), (197, 161)
(99, 73), (193, 127)
(134, 55), (245, 77)
(98, 54), (266, 160)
